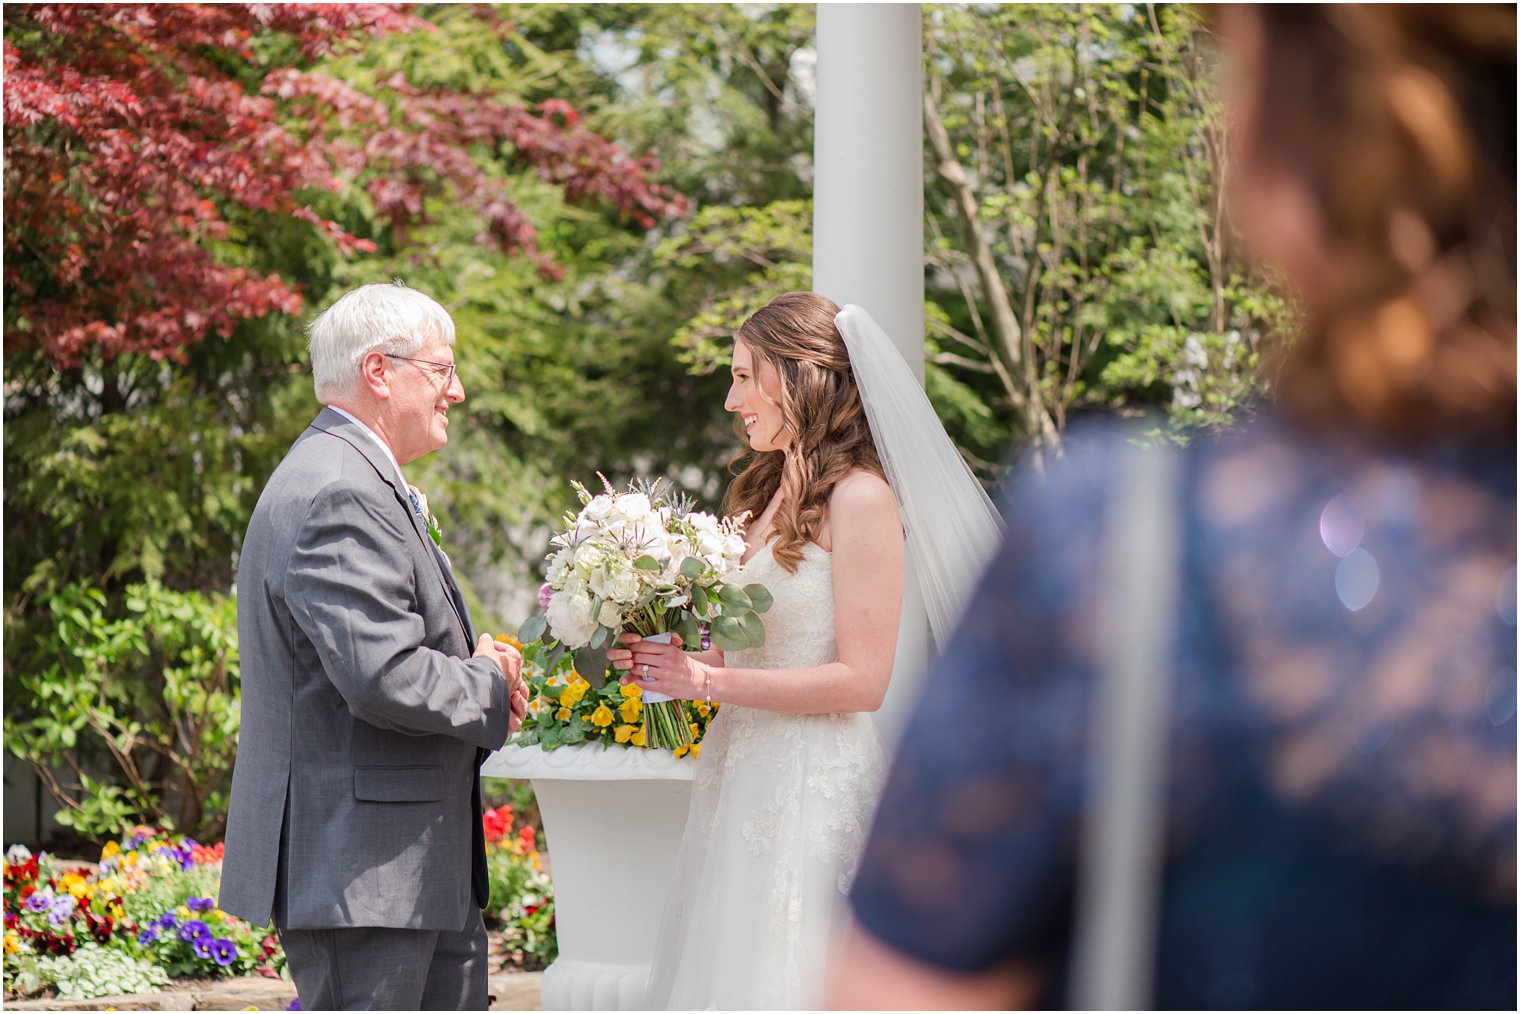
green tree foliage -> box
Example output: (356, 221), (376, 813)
(922, 3), (1290, 466)
(2, 3), (686, 838)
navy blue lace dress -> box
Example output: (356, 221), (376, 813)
(849, 413), (1516, 1010)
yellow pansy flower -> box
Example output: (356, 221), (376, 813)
(631, 726), (647, 747)
(560, 682), (587, 707)
(555, 706), (572, 722)
(689, 722), (700, 739)
(619, 682), (642, 699)
(4, 931), (19, 954)
(618, 698), (642, 724)
(590, 704), (614, 728)
(101, 841), (120, 859)
(695, 702), (710, 717)
(673, 744), (690, 759)
(60, 873), (88, 898)
(614, 724), (637, 743)
(495, 633), (523, 651)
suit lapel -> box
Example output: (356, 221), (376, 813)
(310, 409), (473, 643)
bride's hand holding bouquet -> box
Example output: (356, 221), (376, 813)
(609, 631), (712, 708)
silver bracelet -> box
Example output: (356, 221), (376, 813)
(704, 670), (712, 707)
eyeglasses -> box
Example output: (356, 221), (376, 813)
(384, 354), (456, 384)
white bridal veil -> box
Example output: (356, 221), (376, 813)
(835, 304), (1006, 644)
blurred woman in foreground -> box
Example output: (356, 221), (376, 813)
(828, 6), (1516, 1009)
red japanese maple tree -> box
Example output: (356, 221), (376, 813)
(2, 3), (686, 366)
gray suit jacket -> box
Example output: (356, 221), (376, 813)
(219, 408), (509, 930)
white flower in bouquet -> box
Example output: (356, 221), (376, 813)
(582, 493), (615, 522)
(546, 590), (597, 648)
(545, 546), (574, 586)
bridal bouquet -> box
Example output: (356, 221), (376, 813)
(518, 475), (772, 750)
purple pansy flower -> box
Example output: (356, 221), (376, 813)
(285, 1000), (302, 1012)
(210, 937), (238, 967)
(178, 918), (210, 942)
(138, 927), (158, 945)
(157, 911), (179, 930)
(47, 896), (76, 926)
(192, 936), (214, 960)
(24, 893), (50, 913)
(187, 896), (215, 912)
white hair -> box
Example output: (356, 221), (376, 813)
(307, 281), (456, 403)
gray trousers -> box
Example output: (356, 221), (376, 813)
(278, 910), (490, 1011)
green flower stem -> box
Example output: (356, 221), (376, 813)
(644, 698), (693, 750)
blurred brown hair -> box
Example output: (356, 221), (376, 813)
(725, 292), (885, 573)
(1220, 4), (1515, 443)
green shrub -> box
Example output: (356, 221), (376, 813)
(4, 582), (240, 841)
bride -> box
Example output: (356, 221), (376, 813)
(608, 291), (1002, 1009)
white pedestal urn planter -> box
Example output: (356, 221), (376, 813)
(481, 742), (694, 1011)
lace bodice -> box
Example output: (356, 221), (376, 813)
(725, 541), (836, 670)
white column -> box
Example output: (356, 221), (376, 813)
(813, 3), (925, 746)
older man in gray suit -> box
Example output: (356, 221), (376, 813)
(219, 281), (530, 1010)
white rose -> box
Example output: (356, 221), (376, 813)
(696, 529), (725, 558)
(582, 494), (614, 522)
(588, 558), (639, 603)
(614, 493), (652, 519)
(605, 568), (642, 604)
(596, 600), (623, 628)
(547, 591), (597, 647)
(688, 511), (721, 535)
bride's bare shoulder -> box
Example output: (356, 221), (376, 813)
(819, 471), (898, 553)
(829, 469), (895, 512)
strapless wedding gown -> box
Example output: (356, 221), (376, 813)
(644, 542), (887, 1010)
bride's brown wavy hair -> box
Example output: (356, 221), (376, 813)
(725, 292), (885, 574)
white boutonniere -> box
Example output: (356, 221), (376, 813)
(408, 484), (444, 547)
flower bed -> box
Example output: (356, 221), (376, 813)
(2, 829), (278, 1000)
(4, 812), (559, 1000)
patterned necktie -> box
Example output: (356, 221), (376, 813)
(406, 487), (429, 533)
